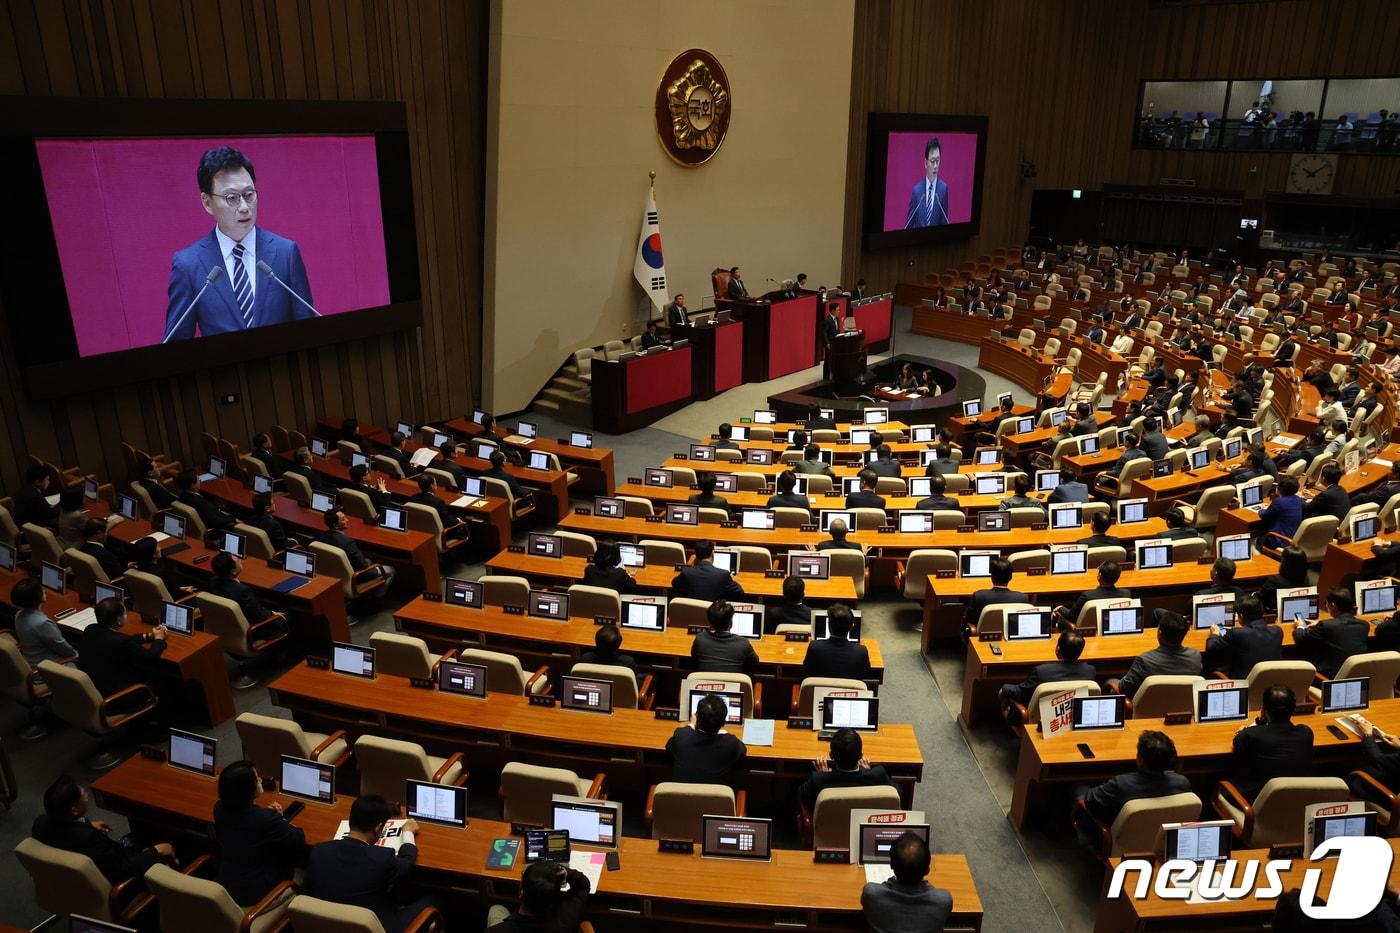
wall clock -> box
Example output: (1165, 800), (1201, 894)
(1286, 153), (1338, 195)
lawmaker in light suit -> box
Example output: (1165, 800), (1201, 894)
(904, 137), (950, 228)
(163, 146), (314, 342)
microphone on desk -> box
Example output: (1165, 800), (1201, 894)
(257, 260), (322, 317)
(162, 266), (224, 343)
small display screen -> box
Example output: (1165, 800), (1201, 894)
(168, 729), (216, 775)
(332, 642), (375, 678)
(702, 816), (772, 860)
(438, 661), (487, 698)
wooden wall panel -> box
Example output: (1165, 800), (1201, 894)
(844, 0), (1400, 291)
(0, 0), (487, 495)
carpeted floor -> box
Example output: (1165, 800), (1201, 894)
(0, 307), (1103, 932)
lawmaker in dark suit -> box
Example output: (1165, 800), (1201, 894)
(1074, 731), (1191, 844)
(964, 557), (1028, 626)
(667, 694), (747, 787)
(33, 776), (174, 884)
(77, 597), (166, 701)
(318, 509), (395, 592)
(844, 470), (886, 511)
(248, 432), (283, 479)
(14, 465), (58, 528)
(286, 447), (329, 493)
(1294, 587), (1370, 678)
(904, 138), (951, 228)
(1227, 685), (1314, 801)
(175, 470), (236, 531)
(247, 494), (289, 553)
(1304, 462), (1350, 523)
(671, 540), (745, 602)
(690, 600), (759, 674)
(1112, 611), (1203, 699)
(213, 760), (306, 906)
(205, 553), (286, 638)
(1204, 596), (1283, 679)
(665, 294), (689, 327)
(1054, 562), (1130, 630)
(1001, 631), (1097, 710)
(1048, 468), (1090, 504)
(801, 604), (870, 679)
(305, 795), (436, 932)
(580, 623), (638, 675)
(582, 543), (639, 596)
(725, 267), (748, 299)
(915, 474), (961, 512)
(164, 147), (314, 342)
(79, 520), (128, 579)
(798, 728), (893, 811)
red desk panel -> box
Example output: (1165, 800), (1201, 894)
(714, 320), (744, 393)
(767, 294), (818, 377)
(854, 297), (893, 344)
(626, 345), (693, 414)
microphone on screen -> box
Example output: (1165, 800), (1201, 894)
(257, 260), (322, 317)
(162, 266), (224, 344)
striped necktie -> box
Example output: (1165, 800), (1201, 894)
(231, 242), (254, 328)
(925, 184), (934, 224)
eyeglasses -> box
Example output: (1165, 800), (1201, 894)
(210, 189), (258, 208)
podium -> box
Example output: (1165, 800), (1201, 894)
(828, 330), (867, 395)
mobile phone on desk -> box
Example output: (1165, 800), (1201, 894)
(282, 801), (305, 822)
(989, 644), (1002, 656)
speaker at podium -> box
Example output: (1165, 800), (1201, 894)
(827, 329), (867, 396)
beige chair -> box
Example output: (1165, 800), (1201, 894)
(39, 659), (157, 769)
(194, 592), (289, 689)
(1129, 675), (1204, 718)
(639, 539), (687, 567)
(571, 661), (653, 710)
(732, 545), (772, 572)
(773, 506), (811, 528)
(499, 761), (605, 827)
(1084, 545), (1127, 569)
(403, 502), (468, 554)
(1188, 486), (1235, 530)
(618, 495), (655, 517)
(873, 476), (908, 497)
(169, 500), (208, 539)
(0, 632), (53, 738)
(1214, 777), (1350, 847)
(847, 507), (887, 531)
(372, 454), (406, 480)
(803, 785), (902, 850)
(353, 734), (467, 802)
(479, 574), (530, 608)
(1007, 549), (1050, 573)
(22, 522), (64, 568)
(0, 503), (22, 548)
(144, 860), (294, 933)
(335, 440), (363, 464)
(287, 894), (443, 932)
(567, 584), (622, 620)
(733, 471), (767, 492)
(648, 781), (742, 840)
(308, 541), (391, 604)
(122, 568), (196, 624)
(338, 487), (379, 521)
(481, 475), (535, 521)
(681, 671), (760, 718)
(458, 647), (549, 695)
(281, 470), (314, 505)
(1169, 536), (1209, 562)
(697, 507), (729, 524)
(1005, 507), (1046, 529)
(1309, 651), (1400, 702)
(15, 836), (147, 924)
(826, 549), (868, 598)
(1007, 679), (1101, 730)
(973, 602), (1039, 639)
(369, 631), (445, 680)
(667, 596), (712, 629)
(1244, 660), (1316, 711)
(62, 547), (117, 602)
(930, 510), (966, 529)
(791, 676), (867, 717)
(1106, 458), (1152, 498)
(1259, 515), (1340, 562)
(890, 549), (957, 599)
(556, 530), (597, 558)
(234, 522), (277, 561)
(234, 711), (351, 781)
(1077, 792), (1203, 858)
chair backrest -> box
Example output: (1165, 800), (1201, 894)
(480, 575), (530, 608)
(1334, 651), (1400, 698)
(639, 539), (687, 566)
(1245, 661), (1316, 710)
(975, 602), (1039, 638)
(650, 781), (736, 840)
(1130, 675), (1205, 718)
(1169, 536), (1209, 562)
(900, 549), (958, 600)
(307, 542), (358, 597)
(0, 504), (20, 546)
(1248, 778), (1350, 847)
(1110, 793), (1203, 856)
(1006, 507), (1046, 529)
(1291, 515), (1341, 560)
(169, 500), (207, 538)
(794, 677), (867, 716)
(286, 895), (387, 933)
(556, 530), (597, 558)
(733, 471), (766, 492)
(500, 761), (588, 827)
(773, 506), (809, 528)
(400, 502), (447, 552)
(1192, 485), (1235, 526)
(873, 476), (907, 497)
(730, 545), (771, 573)
(122, 568), (175, 624)
(354, 734), (435, 802)
(1007, 549), (1051, 572)
(681, 671), (755, 717)
(458, 647), (531, 694)
(0, 631), (42, 704)
(38, 660), (105, 734)
(666, 596), (712, 629)
(1084, 545), (1127, 569)
(338, 487), (378, 521)
(368, 632), (437, 680)
(1024, 680), (1100, 727)
(235, 711), (315, 778)
(811, 785), (902, 850)
(697, 507), (729, 525)
(826, 549), (867, 597)
(566, 584), (622, 621)
(144, 861), (247, 931)
(62, 547), (109, 601)
(14, 836), (114, 921)
(280, 470), (313, 505)
(233, 522), (276, 560)
(571, 662), (641, 709)
(193, 592), (256, 657)
(22, 523), (63, 566)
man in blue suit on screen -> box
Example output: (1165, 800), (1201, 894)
(163, 146), (314, 342)
(904, 137), (950, 229)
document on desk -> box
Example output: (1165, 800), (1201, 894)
(449, 495), (489, 509)
(864, 864), (895, 884)
(741, 719), (775, 746)
(1375, 459), (1394, 469)
(62, 608), (100, 631)
(1274, 436), (1300, 448)
(569, 851), (606, 890)
(410, 447), (438, 468)
(336, 819), (413, 852)
(147, 532), (172, 543)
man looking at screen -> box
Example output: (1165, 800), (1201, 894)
(905, 137), (950, 228)
(164, 146), (314, 342)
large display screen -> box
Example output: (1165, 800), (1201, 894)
(863, 113), (988, 250)
(0, 97), (420, 397)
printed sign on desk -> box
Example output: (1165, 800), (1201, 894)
(1040, 686), (1090, 740)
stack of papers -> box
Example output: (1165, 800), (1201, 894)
(569, 851), (606, 889)
(148, 532), (171, 544)
(335, 819), (414, 852)
(61, 608), (100, 631)
(864, 864), (895, 884)
(740, 719), (775, 746)
(410, 448), (438, 468)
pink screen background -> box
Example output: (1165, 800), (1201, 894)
(36, 136), (391, 357)
(881, 131), (978, 232)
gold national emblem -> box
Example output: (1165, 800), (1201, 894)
(655, 49), (731, 167)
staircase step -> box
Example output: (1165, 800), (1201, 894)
(553, 376), (588, 391)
